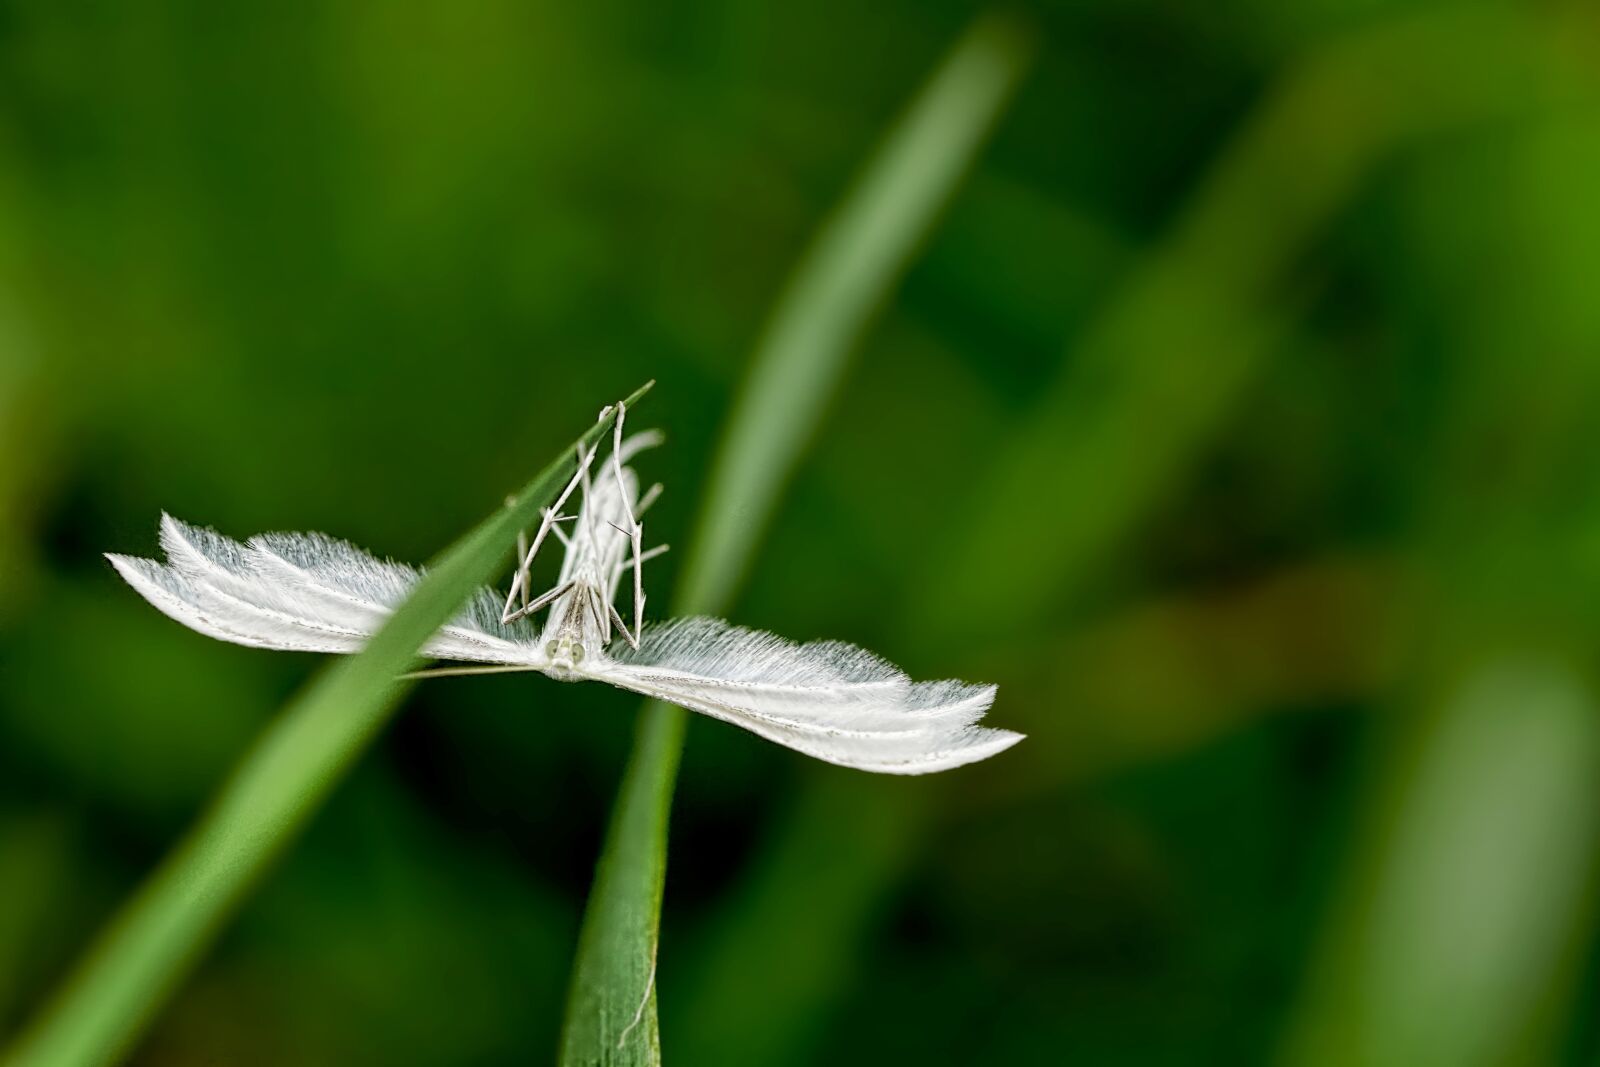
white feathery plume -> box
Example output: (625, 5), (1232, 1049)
(107, 402), (1022, 774)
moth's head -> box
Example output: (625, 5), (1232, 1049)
(545, 635), (587, 679)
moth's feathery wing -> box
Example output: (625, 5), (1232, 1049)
(107, 553), (363, 654)
(593, 617), (1022, 774)
(244, 526), (538, 661)
(108, 515), (546, 666)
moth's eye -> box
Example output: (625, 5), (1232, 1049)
(545, 640), (559, 658)
(571, 643), (586, 663)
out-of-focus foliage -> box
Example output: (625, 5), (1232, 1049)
(0, 1), (1597, 1064)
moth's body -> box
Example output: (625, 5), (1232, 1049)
(540, 461), (642, 678)
(107, 399), (1023, 774)
(542, 591), (600, 679)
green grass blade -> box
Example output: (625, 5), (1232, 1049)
(0, 382), (653, 1067)
(557, 15), (1032, 1066)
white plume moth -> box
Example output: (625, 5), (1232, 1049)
(108, 401), (1022, 774)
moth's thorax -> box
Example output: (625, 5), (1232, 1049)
(541, 579), (608, 678)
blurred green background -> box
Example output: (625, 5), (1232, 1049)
(2, 1), (1599, 1064)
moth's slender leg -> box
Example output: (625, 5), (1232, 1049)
(611, 399), (628, 456)
(526, 579), (575, 616)
(502, 442), (597, 622)
(518, 508), (576, 580)
(607, 602), (640, 650)
(607, 545), (668, 636)
(589, 584), (612, 645)
(504, 504), (558, 615)
(502, 579), (575, 626)
(629, 521), (645, 636)
(609, 401), (647, 638)
(602, 526), (667, 578)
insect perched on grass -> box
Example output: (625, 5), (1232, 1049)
(108, 401), (1021, 773)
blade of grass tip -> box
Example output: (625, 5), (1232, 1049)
(0, 382), (652, 1067)
(673, 8), (1597, 1063)
(558, 14), (1032, 1066)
